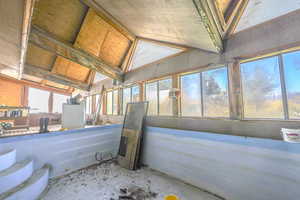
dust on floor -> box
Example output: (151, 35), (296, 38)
(42, 161), (223, 200)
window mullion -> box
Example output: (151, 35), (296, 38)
(157, 81), (160, 116)
(278, 54), (289, 120)
(200, 72), (204, 117)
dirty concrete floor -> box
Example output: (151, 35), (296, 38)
(42, 161), (222, 200)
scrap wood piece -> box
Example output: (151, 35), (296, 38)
(118, 102), (148, 170)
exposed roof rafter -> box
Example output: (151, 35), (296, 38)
(19, 0), (36, 79)
(29, 25), (124, 81)
(24, 64), (90, 91)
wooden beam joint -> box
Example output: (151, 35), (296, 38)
(24, 64), (90, 91)
(29, 25), (124, 81)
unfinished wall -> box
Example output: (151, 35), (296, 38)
(142, 126), (300, 200)
(0, 125), (121, 178)
(0, 78), (24, 106)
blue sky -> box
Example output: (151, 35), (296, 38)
(182, 51), (300, 100)
(241, 51), (300, 94)
(181, 67), (228, 99)
(283, 51), (300, 93)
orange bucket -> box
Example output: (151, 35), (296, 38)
(164, 195), (179, 200)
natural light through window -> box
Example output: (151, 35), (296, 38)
(181, 73), (202, 117)
(53, 93), (69, 113)
(159, 79), (172, 116)
(145, 82), (158, 115)
(283, 51), (300, 119)
(28, 88), (49, 113)
(202, 67), (229, 117)
(241, 57), (284, 119)
(106, 91), (113, 115)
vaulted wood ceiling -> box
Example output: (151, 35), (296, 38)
(2, 0), (299, 92)
(23, 0), (133, 91)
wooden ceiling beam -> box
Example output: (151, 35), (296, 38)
(29, 25), (124, 81)
(24, 64), (90, 91)
(225, 0), (249, 38)
(0, 74), (71, 95)
(19, 0), (36, 79)
(193, 0), (224, 53)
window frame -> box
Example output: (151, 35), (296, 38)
(144, 77), (172, 116)
(179, 65), (230, 119)
(240, 54), (289, 120)
(106, 90), (113, 115)
(122, 86), (132, 115)
(105, 89), (120, 116)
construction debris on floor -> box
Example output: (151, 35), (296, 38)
(42, 161), (222, 200)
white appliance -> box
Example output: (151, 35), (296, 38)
(62, 103), (85, 129)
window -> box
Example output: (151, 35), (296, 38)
(106, 91), (113, 115)
(122, 87), (131, 114)
(145, 81), (158, 115)
(95, 94), (102, 115)
(122, 85), (140, 115)
(132, 86), (140, 102)
(202, 68), (229, 117)
(158, 79), (172, 116)
(113, 90), (118, 115)
(241, 57), (284, 119)
(283, 51), (300, 119)
(53, 93), (69, 113)
(145, 78), (172, 116)
(180, 67), (229, 118)
(85, 96), (92, 115)
(28, 88), (49, 113)
(106, 90), (118, 115)
(181, 73), (202, 116)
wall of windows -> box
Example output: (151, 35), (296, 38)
(100, 49), (300, 122)
(122, 85), (140, 114)
(241, 50), (300, 120)
(180, 67), (229, 118)
(145, 78), (172, 116)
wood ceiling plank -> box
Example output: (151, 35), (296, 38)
(29, 25), (123, 81)
(26, 43), (56, 70)
(24, 64), (90, 91)
(52, 57), (90, 83)
(74, 9), (131, 68)
(51, 56), (69, 77)
(81, 0), (135, 41)
(74, 9), (110, 56)
(66, 61), (90, 82)
(32, 0), (88, 43)
(100, 29), (131, 68)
